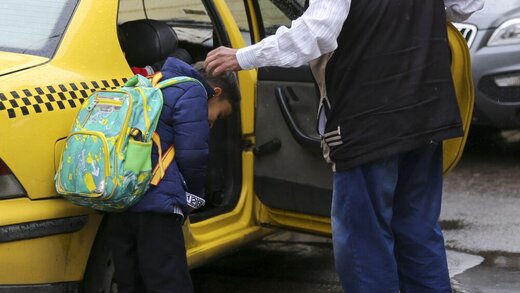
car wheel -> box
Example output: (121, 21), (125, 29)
(82, 222), (118, 293)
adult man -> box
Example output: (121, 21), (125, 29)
(205, 1), (484, 292)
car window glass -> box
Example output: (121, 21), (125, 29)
(225, 0), (250, 32)
(256, 0), (305, 36)
(0, 0), (78, 58)
(119, 0), (250, 33)
(221, 0), (251, 45)
(119, 0), (213, 44)
(144, 0), (211, 24)
(118, 0), (147, 20)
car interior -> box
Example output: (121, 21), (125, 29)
(117, 16), (243, 221)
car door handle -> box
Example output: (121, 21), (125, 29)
(275, 87), (322, 151)
(253, 138), (282, 157)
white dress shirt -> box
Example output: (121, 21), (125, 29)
(237, 0), (485, 70)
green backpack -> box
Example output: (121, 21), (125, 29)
(55, 74), (202, 212)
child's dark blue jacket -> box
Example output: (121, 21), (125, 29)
(129, 57), (213, 216)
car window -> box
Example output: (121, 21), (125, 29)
(225, 0), (250, 32)
(256, 0), (305, 36)
(120, 0), (212, 24)
(119, 0), (215, 44)
(0, 0), (78, 58)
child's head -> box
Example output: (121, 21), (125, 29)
(193, 61), (239, 128)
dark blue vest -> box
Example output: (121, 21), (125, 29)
(324, 0), (464, 170)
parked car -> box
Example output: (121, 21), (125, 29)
(0, 0), (472, 292)
(454, 0), (520, 131)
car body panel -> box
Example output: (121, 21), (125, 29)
(0, 53), (48, 76)
(455, 1), (520, 129)
(186, 152), (273, 268)
(465, 0), (520, 29)
(471, 34), (520, 128)
(444, 23), (476, 173)
(0, 198), (101, 284)
(0, 0), (130, 199)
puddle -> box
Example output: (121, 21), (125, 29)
(448, 251), (520, 293)
(441, 219), (467, 230)
(452, 263), (520, 293)
(447, 250), (484, 278)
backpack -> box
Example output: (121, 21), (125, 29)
(55, 73), (202, 212)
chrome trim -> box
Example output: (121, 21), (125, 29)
(452, 22), (478, 48)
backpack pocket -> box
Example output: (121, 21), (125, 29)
(56, 131), (110, 197)
(124, 139), (152, 173)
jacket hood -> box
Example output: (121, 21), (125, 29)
(161, 57), (215, 97)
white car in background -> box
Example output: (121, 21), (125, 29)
(454, 1), (520, 133)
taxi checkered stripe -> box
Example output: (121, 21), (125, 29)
(0, 78), (128, 119)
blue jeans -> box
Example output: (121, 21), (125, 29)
(331, 143), (451, 293)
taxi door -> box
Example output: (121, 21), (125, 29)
(243, 0), (333, 235)
(241, 0), (474, 236)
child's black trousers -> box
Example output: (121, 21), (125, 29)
(106, 212), (193, 293)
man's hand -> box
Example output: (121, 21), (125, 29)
(204, 46), (241, 76)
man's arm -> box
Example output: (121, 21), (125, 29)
(444, 0), (485, 22)
(205, 0), (350, 76)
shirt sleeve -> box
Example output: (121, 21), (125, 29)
(236, 0), (351, 70)
(444, 0), (485, 22)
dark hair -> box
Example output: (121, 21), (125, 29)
(192, 61), (240, 110)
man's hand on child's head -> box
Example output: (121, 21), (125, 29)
(204, 46), (241, 76)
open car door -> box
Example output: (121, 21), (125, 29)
(254, 64), (334, 235)
(245, 0), (474, 236)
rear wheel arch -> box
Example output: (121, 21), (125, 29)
(81, 216), (116, 293)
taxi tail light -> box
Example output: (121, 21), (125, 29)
(0, 159), (26, 199)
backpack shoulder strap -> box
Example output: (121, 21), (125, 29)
(124, 73), (154, 87)
(155, 76), (204, 91)
(151, 72), (163, 87)
(149, 132), (176, 186)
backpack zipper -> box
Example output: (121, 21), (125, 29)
(56, 130), (110, 197)
(80, 94), (125, 128)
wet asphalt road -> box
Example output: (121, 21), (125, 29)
(192, 232), (341, 293)
(443, 129), (520, 293)
(191, 129), (520, 293)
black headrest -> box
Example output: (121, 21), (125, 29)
(120, 19), (178, 67)
(151, 48), (194, 71)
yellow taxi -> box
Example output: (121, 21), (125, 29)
(0, 0), (473, 291)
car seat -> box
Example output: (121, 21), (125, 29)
(119, 19), (193, 69)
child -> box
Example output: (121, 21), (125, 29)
(191, 61), (238, 129)
(106, 56), (238, 293)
